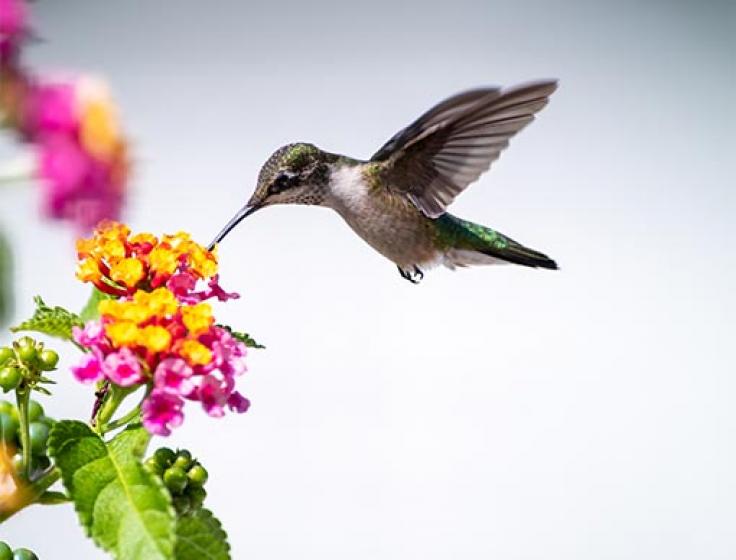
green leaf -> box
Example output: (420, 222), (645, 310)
(174, 509), (231, 560)
(48, 421), (176, 560)
(10, 296), (83, 341)
(216, 324), (265, 349)
(80, 287), (114, 322)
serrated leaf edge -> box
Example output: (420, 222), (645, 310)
(49, 422), (176, 560)
(175, 509), (231, 560)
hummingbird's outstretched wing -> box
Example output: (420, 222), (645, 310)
(370, 80), (557, 218)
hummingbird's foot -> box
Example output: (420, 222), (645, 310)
(397, 265), (424, 284)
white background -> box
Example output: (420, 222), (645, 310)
(1, 0), (734, 558)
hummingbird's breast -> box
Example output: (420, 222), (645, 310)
(327, 164), (441, 268)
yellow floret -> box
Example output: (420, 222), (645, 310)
(98, 300), (150, 324)
(76, 237), (97, 259)
(134, 288), (178, 317)
(99, 238), (126, 263)
(148, 246), (178, 276)
(105, 321), (140, 348)
(110, 257), (145, 288)
(138, 325), (172, 353)
(76, 258), (101, 283)
(179, 339), (212, 366)
(188, 246), (218, 278)
(181, 303), (213, 335)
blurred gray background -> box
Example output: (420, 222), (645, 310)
(1, 0), (734, 558)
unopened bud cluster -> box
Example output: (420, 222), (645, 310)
(0, 337), (58, 394)
(0, 399), (55, 478)
(144, 447), (209, 515)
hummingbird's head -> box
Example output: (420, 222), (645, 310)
(208, 143), (337, 249)
(248, 143), (334, 208)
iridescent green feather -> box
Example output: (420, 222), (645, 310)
(433, 214), (557, 269)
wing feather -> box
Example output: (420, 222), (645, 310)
(371, 80), (557, 217)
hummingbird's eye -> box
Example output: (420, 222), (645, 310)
(269, 172), (298, 195)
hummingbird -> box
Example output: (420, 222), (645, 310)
(209, 80), (558, 283)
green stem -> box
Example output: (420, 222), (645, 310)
(0, 171), (32, 186)
(15, 387), (32, 480)
(104, 405), (141, 433)
(0, 467), (61, 523)
(94, 385), (135, 435)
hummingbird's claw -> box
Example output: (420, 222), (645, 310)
(397, 265), (424, 284)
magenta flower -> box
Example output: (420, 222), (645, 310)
(102, 347), (143, 387)
(154, 358), (194, 396)
(0, 0), (27, 60)
(205, 275), (240, 302)
(227, 391), (250, 413)
(166, 271), (198, 302)
(71, 352), (103, 384)
(29, 81), (78, 135)
(35, 132), (125, 231)
(142, 390), (184, 436)
(196, 375), (233, 418)
(167, 271), (240, 304)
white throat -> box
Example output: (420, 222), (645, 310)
(328, 165), (370, 213)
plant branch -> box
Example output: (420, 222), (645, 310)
(0, 466), (61, 523)
(15, 386), (32, 480)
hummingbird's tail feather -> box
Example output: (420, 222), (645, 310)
(437, 214), (558, 270)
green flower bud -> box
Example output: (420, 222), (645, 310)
(16, 345), (37, 366)
(0, 412), (19, 442)
(163, 466), (188, 494)
(27, 401), (44, 423)
(0, 347), (14, 367)
(0, 367), (22, 393)
(144, 457), (164, 476)
(15, 337), (34, 349)
(28, 422), (50, 456)
(187, 464), (208, 487)
(153, 447), (176, 468)
(38, 349), (59, 371)
(172, 449), (192, 470)
(0, 400), (15, 417)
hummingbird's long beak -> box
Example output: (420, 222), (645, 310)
(207, 204), (259, 251)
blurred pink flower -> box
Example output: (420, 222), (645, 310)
(29, 81), (78, 134)
(0, 0), (27, 60)
(1, 43), (129, 232)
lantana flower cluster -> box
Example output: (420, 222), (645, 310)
(71, 222), (249, 436)
(0, 0), (129, 231)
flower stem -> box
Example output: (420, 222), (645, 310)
(104, 404), (141, 433)
(94, 385), (135, 435)
(15, 386), (32, 480)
